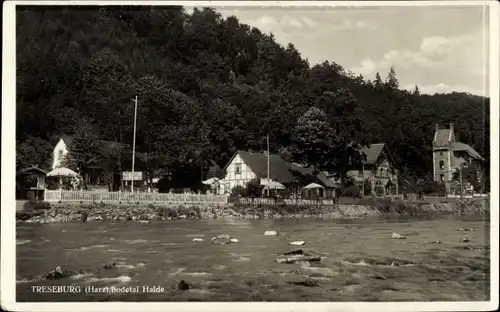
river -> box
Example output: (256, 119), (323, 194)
(16, 216), (490, 301)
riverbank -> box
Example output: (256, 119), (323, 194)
(15, 198), (489, 224)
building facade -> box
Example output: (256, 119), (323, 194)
(345, 143), (399, 195)
(219, 150), (335, 196)
(432, 123), (485, 183)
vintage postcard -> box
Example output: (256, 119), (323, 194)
(2, 1), (499, 311)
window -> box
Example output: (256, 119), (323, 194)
(439, 160), (444, 170)
(235, 164), (241, 174)
(379, 168), (383, 177)
(440, 174), (445, 182)
(58, 150), (64, 159)
(440, 152), (443, 156)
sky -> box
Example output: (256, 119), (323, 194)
(188, 5), (490, 97)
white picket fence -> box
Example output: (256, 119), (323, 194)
(44, 190), (229, 204)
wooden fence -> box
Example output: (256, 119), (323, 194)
(44, 190), (229, 204)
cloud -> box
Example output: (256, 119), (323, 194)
(248, 15), (317, 31)
(331, 19), (376, 31)
(403, 83), (487, 96)
(351, 30), (487, 77)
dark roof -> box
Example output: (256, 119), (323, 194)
(434, 129), (452, 147)
(288, 163), (336, 188)
(17, 166), (48, 176)
(360, 143), (385, 164)
(452, 142), (485, 161)
(236, 150), (296, 183)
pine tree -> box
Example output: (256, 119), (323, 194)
(385, 66), (399, 90)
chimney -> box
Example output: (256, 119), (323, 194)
(435, 124), (439, 132)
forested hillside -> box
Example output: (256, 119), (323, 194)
(16, 6), (490, 188)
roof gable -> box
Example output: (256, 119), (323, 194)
(360, 143), (385, 164)
(452, 142), (485, 161)
(237, 150), (295, 183)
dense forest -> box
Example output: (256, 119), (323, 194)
(16, 6), (490, 190)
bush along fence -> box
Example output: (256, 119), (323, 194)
(44, 190), (229, 204)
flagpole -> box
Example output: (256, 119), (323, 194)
(131, 95), (138, 193)
(267, 134), (270, 197)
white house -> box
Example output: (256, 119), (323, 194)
(218, 150), (335, 196)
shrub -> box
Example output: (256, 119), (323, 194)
(231, 185), (246, 197)
(23, 200), (51, 211)
(340, 185), (361, 198)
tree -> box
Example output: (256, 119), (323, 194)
(290, 107), (334, 173)
(385, 66), (399, 90)
(60, 118), (101, 189)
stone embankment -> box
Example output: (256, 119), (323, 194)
(16, 198), (489, 224)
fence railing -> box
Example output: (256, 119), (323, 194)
(44, 190), (229, 204)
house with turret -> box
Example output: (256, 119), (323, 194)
(432, 123), (485, 184)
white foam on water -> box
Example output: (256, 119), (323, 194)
(116, 264), (135, 269)
(78, 244), (109, 251)
(16, 278), (38, 284)
(69, 273), (94, 280)
(213, 265), (227, 270)
(234, 257), (250, 262)
(123, 239), (149, 244)
(84, 275), (131, 284)
(183, 272), (212, 276)
(16, 239), (32, 245)
(169, 268), (186, 276)
(136, 263), (146, 268)
(186, 234), (206, 237)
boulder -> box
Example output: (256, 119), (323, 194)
(276, 255), (321, 264)
(230, 238), (239, 243)
(178, 280), (191, 291)
(192, 238), (204, 242)
(391, 233), (406, 239)
(288, 279), (319, 287)
(290, 241), (306, 246)
(461, 237), (470, 243)
(264, 231), (278, 236)
(42, 266), (78, 280)
(283, 249), (305, 256)
(104, 262), (117, 269)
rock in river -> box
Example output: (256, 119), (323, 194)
(276, 249), (321, 264)
(193, 238), (204, 242)
(391, 233), (406, 239)
(230, 238), (239, 243)
(42, 266), (79, 280)
(178, 280), (191, 291)
(264, 231), (278, 236)
(461, 237), (470, 243)
(290, 241), (306, 246)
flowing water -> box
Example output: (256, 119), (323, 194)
(16, 216), (490, 301)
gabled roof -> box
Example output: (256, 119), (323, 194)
(434, 129), (452, 147)
(235, 150), (296, 184)
(17, 166), (48, 176)
(452, 142), (485, 161)
(288, 163), (336, 188)
(360, 143), (385, 164)
(360, 143), (398, 167)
